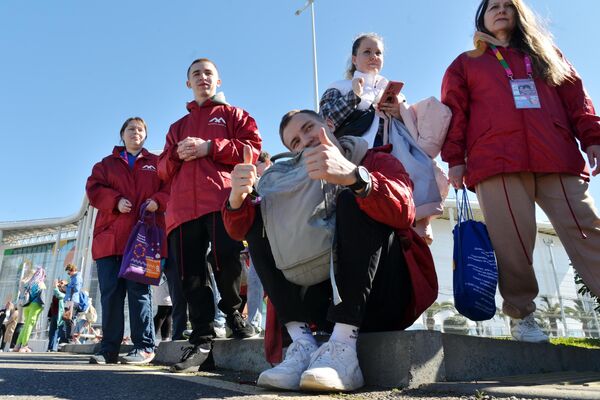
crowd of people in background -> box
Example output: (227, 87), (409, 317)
(4, 0), (600, 393)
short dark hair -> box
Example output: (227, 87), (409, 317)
(278, 109), (325, 144)
(187, 58), (218, 79)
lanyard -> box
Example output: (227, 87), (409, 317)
(489, 44), (533, 80)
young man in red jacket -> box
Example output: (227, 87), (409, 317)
(158, 58), (262, 372)
(222, 110), (437, 392)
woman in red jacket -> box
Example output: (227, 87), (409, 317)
(442, 0), (600, 343)
(86, 117), (169, 364)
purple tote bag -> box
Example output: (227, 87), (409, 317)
(118, 201), (164, 285)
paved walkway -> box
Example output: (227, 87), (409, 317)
(2, 352), (600, 399)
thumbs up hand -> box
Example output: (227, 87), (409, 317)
(303, 128), (358, 186)
(229, 145), (257, 210)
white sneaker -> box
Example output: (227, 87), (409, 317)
(300, 340), (364, 392)
(214, 326), (227, 339)
(257, 338), (318, 390)
(511, 314), (549, 343)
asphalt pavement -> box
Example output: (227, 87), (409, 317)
(2, 351), (600, 400)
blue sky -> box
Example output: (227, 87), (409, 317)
(1, 0), (600, 222)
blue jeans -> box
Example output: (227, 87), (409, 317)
(47, 315), (60, 351)
(96, 256), (155, 354)
(246, 258), (265, 329)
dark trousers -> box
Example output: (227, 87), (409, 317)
(47, 315), (60, 351)
(154, 305), (173, 340)
(11, 323), (23, 348)
(64, 315), (75, 342)
(0, 324), (5, 347)
(168, 212), (244, 345)
(247, 190), (412, 331)
(163, 257), (188, 340)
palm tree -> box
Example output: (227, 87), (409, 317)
(564, 299), (600, 338)
(443, 314), (470, 335)
(422, 301), (455, 330)
(537, 296), (562, 336)
(574, 270), (600, 312)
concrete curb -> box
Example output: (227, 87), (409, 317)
(60, 331), (600, 389)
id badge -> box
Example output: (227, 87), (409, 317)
(510, 78), (541, 109)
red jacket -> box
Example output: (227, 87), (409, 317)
(158, 97), (262, 234)
(441, 47), (600, 188)
(222, 146), (438, 362)
(86, 147), (169, 260)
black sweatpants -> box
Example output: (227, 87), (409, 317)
(168, 211), (244, 345)
(153, 305), (172, 340)
(163, 255), (188, 340)
(246, 190), (412, 332)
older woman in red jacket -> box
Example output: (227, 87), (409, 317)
(442, 0), (600, 342)
(86, 117), (169, 364)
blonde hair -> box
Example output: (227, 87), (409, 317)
(476, 0), (572, 86)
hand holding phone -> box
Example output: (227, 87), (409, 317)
(377, 81), (404, 106)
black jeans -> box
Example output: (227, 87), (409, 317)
(247, 190), (412, 331)
(163, 256), (188, 340)
(153, 305), (172, 340)
(168, 212), (244, 345)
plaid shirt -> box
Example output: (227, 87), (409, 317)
(319, 88), (361, 131)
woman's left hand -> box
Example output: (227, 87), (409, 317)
(586, 145), (600, 176)
(145, 200), (158, 212)
(377, 101), (402, 120)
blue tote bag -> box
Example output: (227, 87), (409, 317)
(453, 189), (498, 321)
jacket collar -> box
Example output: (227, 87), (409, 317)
(111, 146), (150, 159)
(186, 92), (228, 112)
(468, 31), (511, 58)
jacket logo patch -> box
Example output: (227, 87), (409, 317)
(142, 165), (157, 171)
(208, 117), (227, 126)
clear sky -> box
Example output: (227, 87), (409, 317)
(1, 0), (599, 222)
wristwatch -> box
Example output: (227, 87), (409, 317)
(347, 166), (371, 193)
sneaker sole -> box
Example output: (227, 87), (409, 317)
(230, 330), (260, 339)
(120, 355), (155, 365)
(299, 373), (363, 392)
(89, 358), (118, 365)
(256, 375), (300, 391)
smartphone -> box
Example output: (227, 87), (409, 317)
(377, 81), (404, 105)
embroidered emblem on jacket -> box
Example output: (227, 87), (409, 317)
(208, 116), (227, 126)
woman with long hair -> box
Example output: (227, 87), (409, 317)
(13, 267), (46, 352)
(441, 0), (600, 342)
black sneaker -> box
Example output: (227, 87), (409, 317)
(226, 311), (258, 339)
(169, 342), (212, 373)
(198, 350), (216, 372)
(89, 351), (119, 364)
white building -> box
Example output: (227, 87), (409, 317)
(0, 196), (598, 341)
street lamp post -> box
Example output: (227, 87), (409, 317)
(295, 0), (319, 112)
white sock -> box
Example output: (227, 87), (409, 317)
(330, 323), (359, 350)
(285, 321), (317, 345)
